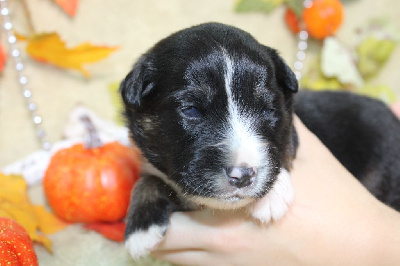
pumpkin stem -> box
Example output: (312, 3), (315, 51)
(80, 115), (103, 149)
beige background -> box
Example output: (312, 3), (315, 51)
(1, 0), (400, 167)
(1, 0), (400, 265)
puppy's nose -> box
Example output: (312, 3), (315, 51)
(226, 166), (257, 188)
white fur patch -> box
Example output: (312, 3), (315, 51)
(223, 53), (266, 169)
(190, 194), (254, 210)
(248, 168), (294, 223)
(125, 224), (167, 259)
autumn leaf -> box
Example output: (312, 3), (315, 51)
(33, 205), (69, 234)
(0, 173), (69, 252)
(0, 42), (6, 72)
(357, 37), (397, 80)
(84, 222), (126, 242)
(54, 0), (79, 17)
(19, 32), (119, 78)
(235, 0), (286, 13)
(356, 83), (396, 104)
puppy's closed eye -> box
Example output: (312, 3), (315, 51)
(181, 107), (203, 119)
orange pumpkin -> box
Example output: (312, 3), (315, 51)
(285, 0), (344, 39)
(0, 217), (39, 266)
(43, 116), (140, 223)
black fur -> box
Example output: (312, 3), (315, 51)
(125, 175), (182, 232)
(295, 90), (400, 209)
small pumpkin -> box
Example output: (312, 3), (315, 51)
(285, 0), (344, 39)
(43, 115), (140, 223)
(0, 217), (39, 266)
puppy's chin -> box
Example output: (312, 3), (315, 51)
(189, 195), (255, 210)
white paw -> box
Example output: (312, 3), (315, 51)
(248, 168), (294, 223)
(125, 224), (167, 259)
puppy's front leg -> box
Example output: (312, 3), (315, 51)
(248, 168), (294, 223)
(125, 175), (181, 259)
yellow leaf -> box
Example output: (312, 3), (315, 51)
(22, 32), (119, 78)
(0, 173), (29, 204)
(33, 205), (69, 234)
(0, 173), (69, 252)
(30, 234), (53, 253)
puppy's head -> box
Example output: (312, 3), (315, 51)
(121, 23), (298, 209)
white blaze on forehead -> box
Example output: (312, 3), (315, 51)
(223, 52), (266, 168)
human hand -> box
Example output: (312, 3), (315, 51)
(152, 116), (400, 266)
(391, 102), (400, 118)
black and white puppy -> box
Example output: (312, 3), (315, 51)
(120, 22), (400, 259)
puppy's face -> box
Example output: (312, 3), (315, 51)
(121, 23), (298, 209)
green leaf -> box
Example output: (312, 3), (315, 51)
(321, 37), (364, 87)
(300, 58), (344, 91)
(356, 37), (397, 80)
(286, 0), (303, 18)
(355, 83), (396, 104)
(301, 76), (343, 91)
(235, 0), (286, 13)
(107, 82), (124, 125)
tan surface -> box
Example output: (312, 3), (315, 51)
(1, 0), (400, 265)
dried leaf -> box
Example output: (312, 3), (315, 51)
(0, 42), (6, 72)
(357, 37), (397, 80)
(301, 59), (343, 90)
(54, 0), (79, 17)
(21, 32), (119, 78)
(33, 205), (70, 234)
(84, 222), (126, 242)
(0, 173), (69, 252)
(321, 37), (364, 87)
(235, 0), (285, 13)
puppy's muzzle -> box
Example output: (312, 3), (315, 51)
(226, 166), (257, 188)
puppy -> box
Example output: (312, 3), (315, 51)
(120, 22), (400, 259)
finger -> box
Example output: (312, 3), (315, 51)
(152, 249), (210, 266)
(155, 209), (251, 251)
(155, 211), (212, 251)
(391, 102), (400, 118)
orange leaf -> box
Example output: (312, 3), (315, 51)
(0, 173), (69, 252)
(54, 0), (79, 17)
(0, 42), (6, 72)
(22, 32), (119, 78)
(84, 222), (126, 242)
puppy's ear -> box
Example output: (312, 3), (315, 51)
(270, 49), (298, 93)
(120, 54), (155, 109)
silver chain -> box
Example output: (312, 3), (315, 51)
(0, 0), (51, 150)
(293, 0), (311, 81)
